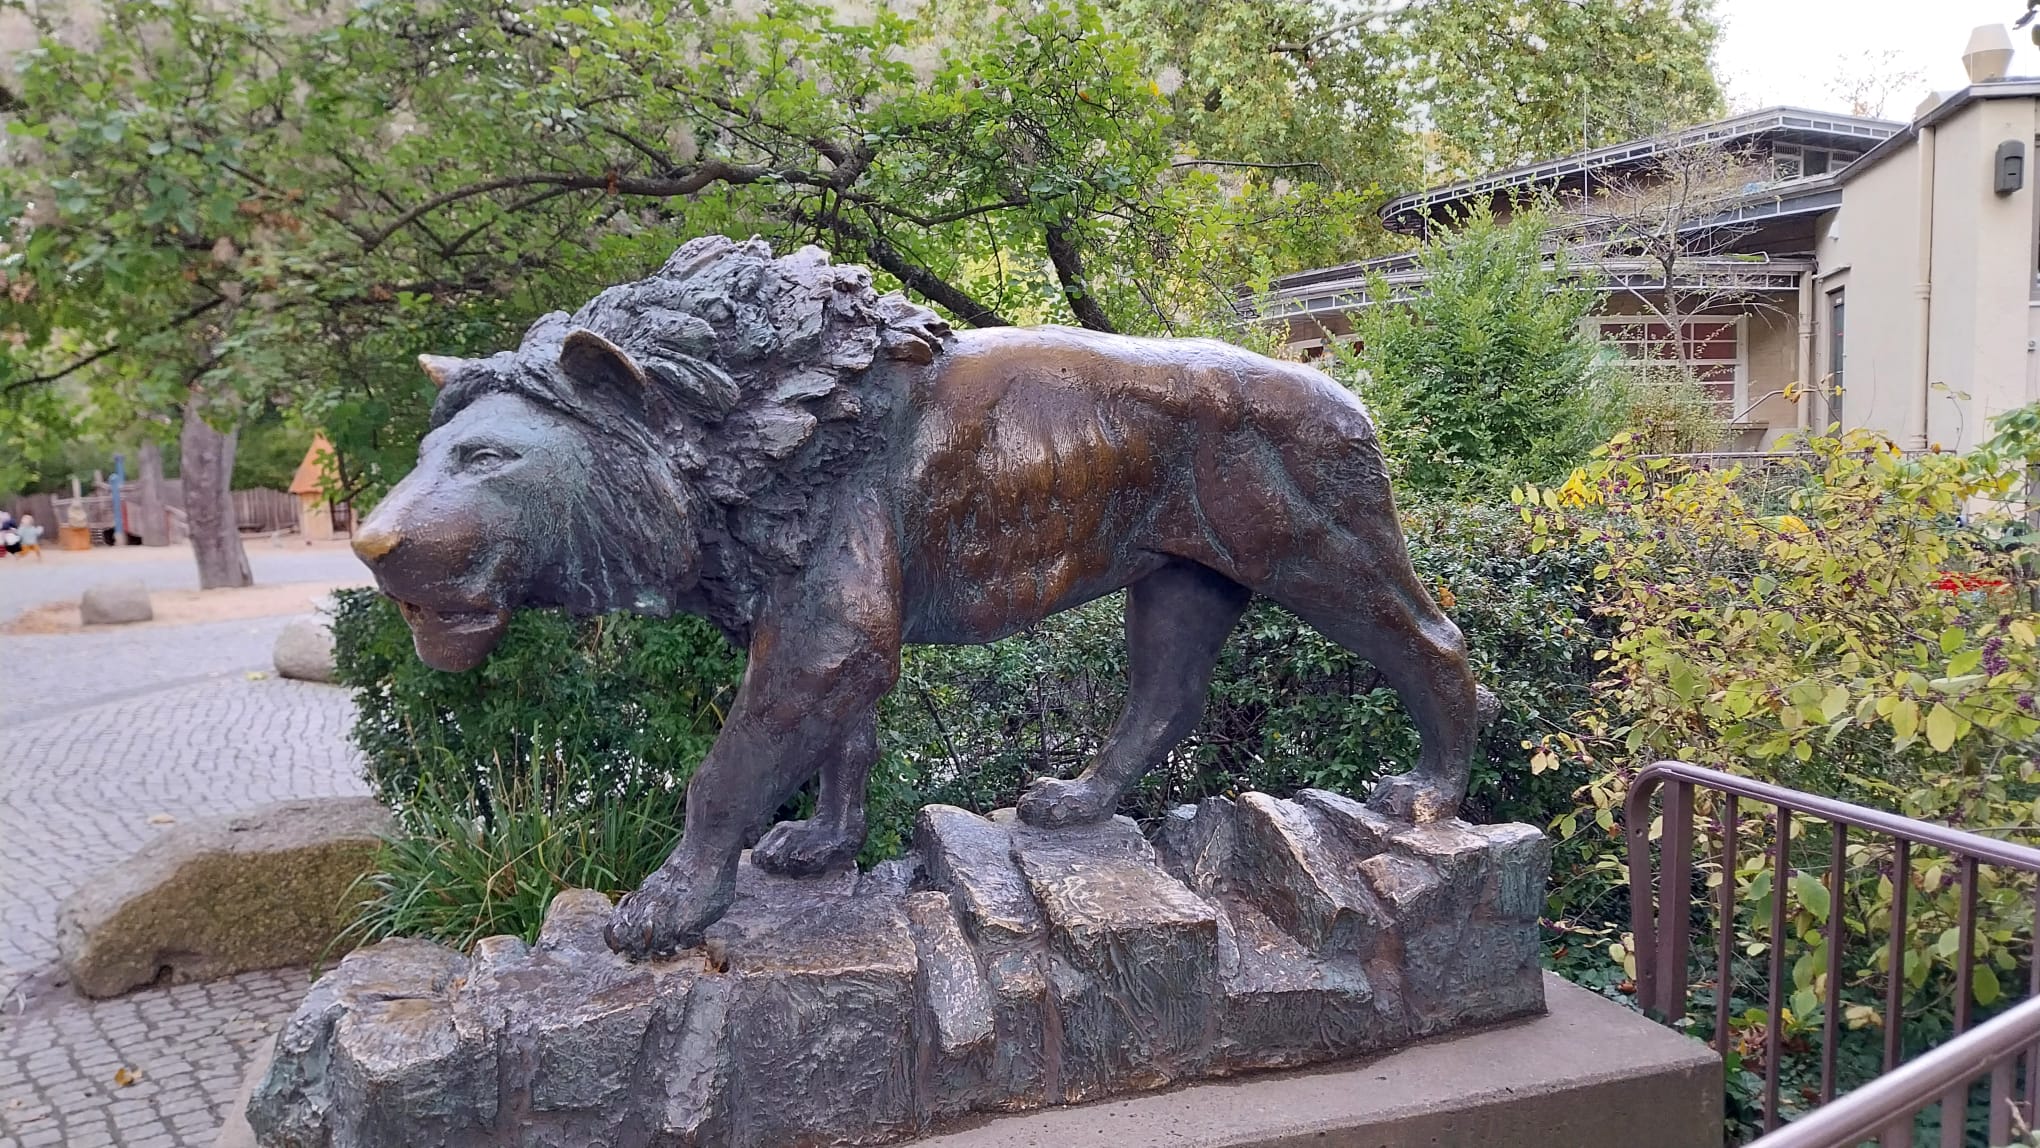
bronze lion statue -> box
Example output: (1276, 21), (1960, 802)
(353, 237), (1480, 959)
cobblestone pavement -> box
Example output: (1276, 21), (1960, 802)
(0, 969), (311, 1148)
(2, 615), (309, 726)
(0, 594), (370, 1146)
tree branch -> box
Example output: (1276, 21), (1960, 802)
(359, 161), (810, 252)
(1044, 219), (1116, 333)
(854, 194), (1033, 228)
(596, 124), (677, 170)
(822, 208), (1012, 328)
(3, 296), (226, 395)
(1169, 158), (1326, 172)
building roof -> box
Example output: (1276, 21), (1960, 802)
(1256, 253), (1815, 323)
(1381, 106), (1903, 235)
(289, 434), (335, 497)
(1835, 78), (2040, 185)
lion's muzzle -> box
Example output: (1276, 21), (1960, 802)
(353, 495), (514, 673)
(391, 599), (513, 672)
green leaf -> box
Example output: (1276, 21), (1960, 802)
(1926, 703), (1961, 752)
(1791, 987), (1819, 1021)
(1819, 685), (1849, 722)
(1975, 963), (2002, 1007)
(1791, 871), (1830, 923)
(1891, 699), (1920, 742)
(1936, 927), (1962, 959)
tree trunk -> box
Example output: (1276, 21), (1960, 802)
(181, 401), (252, 589)
(1044, 220), (1117, 333)
(134, 440), (170, 547)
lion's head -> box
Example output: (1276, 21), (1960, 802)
(352, 237), (948, 672)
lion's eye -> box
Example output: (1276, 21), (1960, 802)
(460, 445), (514, 470)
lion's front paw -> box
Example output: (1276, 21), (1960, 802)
(1366, 772), (1464, 823)
(753, 817), (863, 877)
(1016, 775), (1118, 828)
(601, 863), (735, 961)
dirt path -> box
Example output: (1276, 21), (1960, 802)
(3, 579), (369, 635)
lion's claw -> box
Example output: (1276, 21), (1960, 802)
(603, 865), (736, 961)
(753, 817), (862, 877)
(1367, 772), (1463, 823)
(1016, 775), (1118, 828)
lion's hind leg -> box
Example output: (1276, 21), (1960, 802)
(1016, 559), (1250, 828)
(753, 713), (876, 876)
(1254, 517), (1478, 822)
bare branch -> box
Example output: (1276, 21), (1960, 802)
(358, 161), (808, 252)
(835, 208), (1013, 328)
(1169, 159), (1327, 172)
(853, 194), (1033, 228)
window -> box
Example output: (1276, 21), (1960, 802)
(1586, 315), (1748, 416)
(1828, 291), (1846, 429)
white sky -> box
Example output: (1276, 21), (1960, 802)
(1714, 0), (2040, 117)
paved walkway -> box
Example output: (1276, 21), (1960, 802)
(0, 541), (369, 625)
(0, 547), (374, 1147)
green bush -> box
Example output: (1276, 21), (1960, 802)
(332, 588), (740, 812)
(882, 498), (1606, 829)
(336, 498), (1607, 944)
(1342, 205), (1622, 496)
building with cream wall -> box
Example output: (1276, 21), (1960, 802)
(1817, 73), (2040, 452)
(1266, 25), (2040, 456)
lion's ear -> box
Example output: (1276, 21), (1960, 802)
(560, 329), (651, 412)
(418, 355), (468, 390)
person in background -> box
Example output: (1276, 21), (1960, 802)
(14, 514), (42, 559)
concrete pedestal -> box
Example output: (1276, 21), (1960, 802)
(224, 972), (1716, 1148)
(916, 972), (1722, 1148)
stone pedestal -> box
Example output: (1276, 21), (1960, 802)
(247, 792), (1549, 1148)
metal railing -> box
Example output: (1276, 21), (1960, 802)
(1747, 994), (2040, 1147)
(1627, 761), (2040, 1143)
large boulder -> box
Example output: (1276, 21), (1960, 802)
(273, 615), (338, 684)
(248, 794), (1550, 1148)
(56, 797), (393, 999)
(80, 578), (153, 625)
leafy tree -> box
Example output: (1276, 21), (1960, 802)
(2, 0), (1729, 520)
(1345, 206), (1617, 494)
(1403, 0), (1723, 179)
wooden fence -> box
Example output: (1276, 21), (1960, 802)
(7, 487), (297, 538)
(230, 489), (299, 533)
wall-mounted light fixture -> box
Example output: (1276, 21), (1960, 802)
(1997, 139), (2027, 196)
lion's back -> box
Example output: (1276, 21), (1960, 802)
(931, 325), (1374, 439)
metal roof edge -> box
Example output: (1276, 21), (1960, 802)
(1835, 79), (2040, 186)
(1380, 106), (1903, 228)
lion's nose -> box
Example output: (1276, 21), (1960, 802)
(352, 526), (402, 564)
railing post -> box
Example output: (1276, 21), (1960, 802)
(1886, 839), (1912, 1073)
(1717, 793), (1741, 1055)
(1767, 803), (1792, 1133)
(1658, 781), (1695, 1023)
(1628, 775), (1663, 1017)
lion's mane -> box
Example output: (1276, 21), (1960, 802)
(432, 236), (951, 639)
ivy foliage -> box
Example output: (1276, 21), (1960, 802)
(1521, 417), (2040, 1131)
